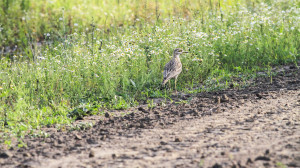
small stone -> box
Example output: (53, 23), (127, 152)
(45, 138), (52, 143)
(212, 163), (222, 168)
(255, 156), (270, 161)
(221, 94), (229, 102)
(289, 65), (296, 69)
(288, 161), (300, 167)
(174, 137), (182, 142)
(0, 152), (12, 158)
(138, 107), (148, 113)
(246, 158), (253, 165)
(101, 135), (107, 141)
(160, 141), (167, 145)
(285, 144), (293, 149)
(89, 150), (95, 158)
(75, 134), (82, 140)
(215, 96), (221, 104)
(58, 137), (64, 144)
(23, 153), (31, 157)
(112, 153), (117, 159)
(265, 149), (270, 155)
(75, 141), (82, 147)
(212, 107), (220, 113)
(105, 112), (110, 118)
(256, 93), (263, 99)
(86, 138), (98, 144)
(245, 118), (254, 122)
(140, 123), (145, 128)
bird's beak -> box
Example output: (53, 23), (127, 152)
(183, 51), (189, 53)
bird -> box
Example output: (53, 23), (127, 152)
(162, 48), (188, 93)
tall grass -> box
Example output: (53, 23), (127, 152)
(0, 0), (225, 50)
(0, 0), (299, 137)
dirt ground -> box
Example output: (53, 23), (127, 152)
(0, 63), (299, 168)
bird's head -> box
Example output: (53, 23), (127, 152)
(173, 48), (188, 56)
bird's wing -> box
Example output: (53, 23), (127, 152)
(163, 59), (175, 80)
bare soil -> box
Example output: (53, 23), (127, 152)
(0, 64), (299, 168)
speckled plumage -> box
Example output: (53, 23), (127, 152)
(162, 48), (188, 92)
(162, 56), (182, 85)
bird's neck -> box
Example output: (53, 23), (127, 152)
(173, 54), (180, 58)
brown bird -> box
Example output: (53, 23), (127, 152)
(162, 48), (188, 93)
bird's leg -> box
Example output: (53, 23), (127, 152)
(168, 80), (171, 90)
(175, 77), (177, 94)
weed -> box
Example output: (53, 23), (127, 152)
(276, 162), (287, 168)
(69, 122), (93, 131)
(147, 99), (156, 109)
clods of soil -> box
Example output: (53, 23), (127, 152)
(0, 64), (299, 168)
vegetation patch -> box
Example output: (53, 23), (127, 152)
(0, 0), (299, 139)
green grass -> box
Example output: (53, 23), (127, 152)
(0, 0), (299, 141)
(276, 162), (287, 168)
(0, 0), (233, 50)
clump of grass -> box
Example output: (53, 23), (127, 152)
(0, 0), (299, 139)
